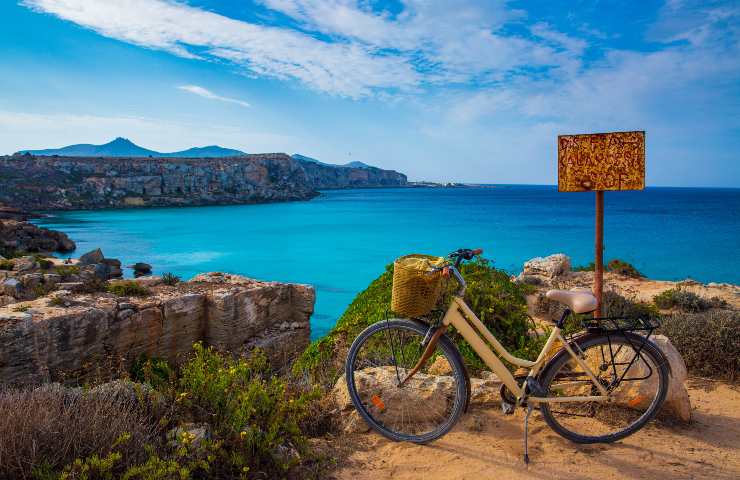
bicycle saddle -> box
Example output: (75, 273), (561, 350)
(545, 288), (598, 314)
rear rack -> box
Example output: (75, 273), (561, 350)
(582, 315), (661, 334)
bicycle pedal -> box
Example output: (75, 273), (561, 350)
(501, 400), (515, 415)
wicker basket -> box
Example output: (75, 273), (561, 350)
(391, 254), (446, 318)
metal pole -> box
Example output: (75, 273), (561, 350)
(594, 190), (604, 317)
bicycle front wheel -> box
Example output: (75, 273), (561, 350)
(539, 332), (669, 444)
(345, 319), (469, 443)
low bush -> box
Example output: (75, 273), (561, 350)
(161, 272), (180, 286)
(0, 384), (162, 479)
(572, 262), (594, 272)
(606, 259), (643, 278)
(107, 281), (150, 297)
(653, 288), (727, 312)
(54, 265), (80, 279)
(0, 260), (13, 271)
(295, 257), (541, 385)
(1, 345), (324, 479)
(659, 309), (739, 381)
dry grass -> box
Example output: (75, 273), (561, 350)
(0, 384), (164, 479)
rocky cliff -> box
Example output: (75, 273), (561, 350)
(0, 152), (407, 210)
(296, 157), (407, 189)
(0, 272), (314, 385)
(0, 153), (316, 210)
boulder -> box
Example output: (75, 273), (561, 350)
(78, 248), (105, 265)
(2, 278), (22, 297)
(520, 254), (571, 279)
(608, 334), (691, 422)
(131, 262), (152, 277)
(13, 256), (37, 272)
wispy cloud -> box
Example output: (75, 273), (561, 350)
(177, 85), (251, 108)
(21, 0), (576, 98)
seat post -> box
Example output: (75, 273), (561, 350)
(556, 308), (571, 329)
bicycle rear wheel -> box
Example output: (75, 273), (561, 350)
(345, 319), (469, 443)
(539, 332), (669, 444)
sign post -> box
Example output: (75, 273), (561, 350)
(557, 131), (645, 317)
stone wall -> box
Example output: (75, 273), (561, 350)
(0, 272), (314, 385)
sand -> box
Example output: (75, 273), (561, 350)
(331, 378), (740, 480)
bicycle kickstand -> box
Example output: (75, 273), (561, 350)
(523, 403), (533, 464)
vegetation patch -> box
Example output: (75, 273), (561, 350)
(54, 265), (80, 279)
(107, 281), (151, 297)
(0, 259), (14, 271)
(161, 272), (181, 286)
(606, 259), (643, 278)
(295, 257), (541, 385)
(653, 288), (727, 312)
(659, 309), (739, 381)
(0, 345), (324, 479)
(572, 259), (643, 278)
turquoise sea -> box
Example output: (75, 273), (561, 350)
(34, 186), (740, 339)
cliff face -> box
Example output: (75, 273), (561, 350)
(296, 159), (407, 189)
(0, 272), (314, 385)
(0, 153), (407, 210)
(0, 153), (317, 210)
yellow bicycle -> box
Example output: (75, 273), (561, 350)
(344, 248), (669, 462)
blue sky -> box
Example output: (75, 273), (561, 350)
(0, 0), (738, 186)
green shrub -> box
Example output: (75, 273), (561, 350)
(607, 259), (643, 278)
(33, 254), (54, 270)
(54, 265), (80, 279)
(0, 259), (13, 271)
(653, 288), (727, 312)
(171, 343), (315, 477)
(601, 290), (659, 319)
(295, 257), (541, 384)
(107, 281), (150, 297)
(659, 309), (739, 381)
(572, 262), (595, 272)
(130, 356), (175, 390)
(161, 272), (180, 286)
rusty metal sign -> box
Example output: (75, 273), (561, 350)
(558, 131), (645, 192)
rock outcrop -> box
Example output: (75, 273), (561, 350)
(0, 152), (407, 211)
(0, 219), (75, 254)
(0, 273), (314, 384)
(0, 153), (317, 210)
(295, 158), (407, 189)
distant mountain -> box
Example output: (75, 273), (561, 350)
(292, 154), (376, 169)
(16, 137), (246, 158)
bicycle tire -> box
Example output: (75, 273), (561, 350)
(345, 318), (469, 443)
(539, 332), (669, 444)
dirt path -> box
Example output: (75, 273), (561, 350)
(332, 378), (740, 480)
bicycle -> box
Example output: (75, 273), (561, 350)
(344, 248), (669, 463)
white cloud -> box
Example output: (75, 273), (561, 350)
(22, 0), (578, 97)
(177, 85), (251, 108)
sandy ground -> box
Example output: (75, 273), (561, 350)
(331, 378), (740, 480)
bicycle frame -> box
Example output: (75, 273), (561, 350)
(441, 296), (609, 403)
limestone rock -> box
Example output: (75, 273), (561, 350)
(610, 334), (691, 422)
(79, 248), (105, 265)
(521, 254), (571, 279)
(0, 219), (75, 254)
(0, 273), (314, 384)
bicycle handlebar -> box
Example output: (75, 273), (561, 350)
(448, 248), (483, 267)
